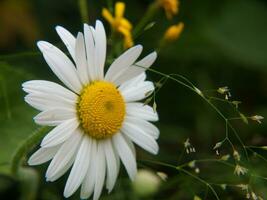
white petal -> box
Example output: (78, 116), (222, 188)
(123, 134), (136, 157)
(124, 116), (159, 139)
(104, 139), (118, 193)
(41, 119), (79, 148)
(34, 108), (76, 126)
(64, 136), (92, 198)
(49, 157), (74, 182)
(55, 26), (76, 61)
(93, 141), (106, 200)
(135, 51), (157, 69)
(46, 130), (83, 181)
(112, 133), (137, 180)
(22, 80), (77, 101)
(84, 24), (96, 81)
(126, 102), (158, 122)
(105, 45), (143, 85)
(80, 139), (97, 199)
(113, 144), (120, 180)
(94, 20), (106, 80)
(119, 81), (154, 102)
(75, 32), (90, 84)
(24, 93), (75, 111)
(37, 41), (82, 93)
(28, 145), (60, 166)
(118, 73), (146, 91)
(115, 52), (157, 85)
(121, 118), (159, 154)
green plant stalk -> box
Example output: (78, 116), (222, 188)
(106, 0), (114, 12)
(78, 0), (89, 23)
(133, 2), (159, 38)
(139, 159), (220, 200)
(136, 65), (249, 159)
(0, 77), (11, 119)
(11, 126), (49, 176)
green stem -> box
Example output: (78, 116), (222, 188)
(178, 168), (220, 200)
(106, 0), (113, 12)
(133, 2), (159, 38)
(178, 158), (235, 169)
(11, 127), (49, 176)
(78, 0), (89, 23)
(137, 65), (249, 159)
(0, 78), (11, 119)
(140, 159), (220, 200)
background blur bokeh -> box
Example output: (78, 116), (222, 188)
(1, 0), (267, 199)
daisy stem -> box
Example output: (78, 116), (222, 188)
(11, 127), (49, 176)
(78, 0), (89, 23)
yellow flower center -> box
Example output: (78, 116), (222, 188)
(78, 81), (125, 139)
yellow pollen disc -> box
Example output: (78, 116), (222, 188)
(78, 81), (125, 139)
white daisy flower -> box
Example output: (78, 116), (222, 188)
(22, 20), (159, 200)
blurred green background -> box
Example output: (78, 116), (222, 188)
(1, 0), (267, 199)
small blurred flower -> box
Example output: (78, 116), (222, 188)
(213, 141), (223, 150)
(232, 100), (242, 109)
(102, 1), (133, 48)
(233, 149), (241, 161)
(251, 192), (257, 200)
(250, 115), (264, 124)
(234, 164), (248, 176)
(184, 138), (196, 154)
(217, 86), (231, 100)
(220, 154), (230, 161)
(163, 22), (184, 42)
(188, 160), (196, 168)
(258, 196), (264, 200)
(157, 0), (179, 19)
(237, 184), (249, 191)
(220, 184), (227, 190)
(156, 171), (168, 181)
(132, 169), (161, 197)
(194, 195), (202, 200)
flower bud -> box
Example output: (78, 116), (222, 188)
(132, 169), (161, 197)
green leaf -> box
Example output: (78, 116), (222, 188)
(0, 62), (38, 174)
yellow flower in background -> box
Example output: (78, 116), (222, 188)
(102, 2), (134, 48)
(158, 0), (179, 19)
(163, 22), (184, 42)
